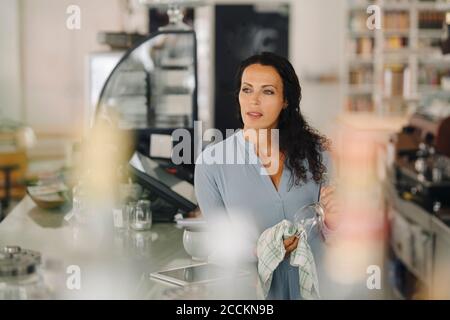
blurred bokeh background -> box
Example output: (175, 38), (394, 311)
(1, 0), (450, 300)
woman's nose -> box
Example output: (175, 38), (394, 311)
(251, 93), (261, 105)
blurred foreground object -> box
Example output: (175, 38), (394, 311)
(0, 119), (36, 212)
(326, 113), (409, 299)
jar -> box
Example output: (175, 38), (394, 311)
(0, 246), (50, 300)
(129, 200), (152, 231)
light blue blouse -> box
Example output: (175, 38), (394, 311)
(194, 129), (334, 300)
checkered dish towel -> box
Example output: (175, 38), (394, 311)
(256, 219), (320, 300)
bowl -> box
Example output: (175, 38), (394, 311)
(26, 184), (69, 210)
(182, 228), (211, 261)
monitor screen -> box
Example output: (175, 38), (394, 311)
(128, 151), (197, 212)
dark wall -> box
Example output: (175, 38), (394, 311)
(214, 4), (290, 135)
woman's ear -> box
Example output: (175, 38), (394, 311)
(283, 101), (288, 109)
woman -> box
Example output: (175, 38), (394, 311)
(194, 52), (339, 299)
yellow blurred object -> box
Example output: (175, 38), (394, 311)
(386, 36), (403, 50)
(0, 119), (33, 201)
(402, 191), (413, 201)
(0, 150), (27, 199)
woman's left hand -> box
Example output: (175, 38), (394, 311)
(320, 186), (340, 231)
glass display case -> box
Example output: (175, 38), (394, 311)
(96, 30), (198, 131)
(93, 1), (201, 193)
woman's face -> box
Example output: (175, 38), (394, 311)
(239, 64), (286, 131)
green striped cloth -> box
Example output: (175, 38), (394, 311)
(256, 219), (320, 300)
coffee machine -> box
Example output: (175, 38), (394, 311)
(391, 110), (450, 212)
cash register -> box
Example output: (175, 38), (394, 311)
(128, 151), (197, 222)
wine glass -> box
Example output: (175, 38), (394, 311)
(293, 172), (333, 238)
(293, 202), (325, 239)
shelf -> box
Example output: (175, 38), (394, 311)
(383, 56), (410, 64)
(159, 65), (190, 70)
(161, 87), (192, 95)
(383, 1), (450, 11)
(348, 5), (373, 11)
(383, 29), (410, 37)
(383, 49), (412, 55)
(418, 56), (450, 66)
(416, 48), (443, 56)
(344, 0), (450, 116)
(418, 85), (448, 94)
(416, 1), (450, 11)
(347, 0), (375, 10)
(418, 29), (445, 38)
(383, 2), (411, 11)
(347, 84), (373, 95)
(381, 95), (420, 102)
(348, 30), (376, 38)
(381, 48), (442, 56)
(348, 56), (374, 64)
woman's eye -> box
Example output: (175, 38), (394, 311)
(242, 88), (251, 93)
(264, 90), (274, 95)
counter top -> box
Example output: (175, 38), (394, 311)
(384, 169), (450, 294)
(384, 175), (433, 230)
(384, 168), (450, 231)
(0, 196), (259, 299)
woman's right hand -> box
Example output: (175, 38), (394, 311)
(283, 235), (299, 258)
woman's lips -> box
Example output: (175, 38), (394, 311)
(246, 112), (263, 120)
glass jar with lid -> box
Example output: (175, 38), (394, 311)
(0, 246), (50, 299)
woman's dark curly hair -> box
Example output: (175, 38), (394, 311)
(234, 52), (330, 186)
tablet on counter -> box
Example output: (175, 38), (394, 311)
(150, 263), (249, 287)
